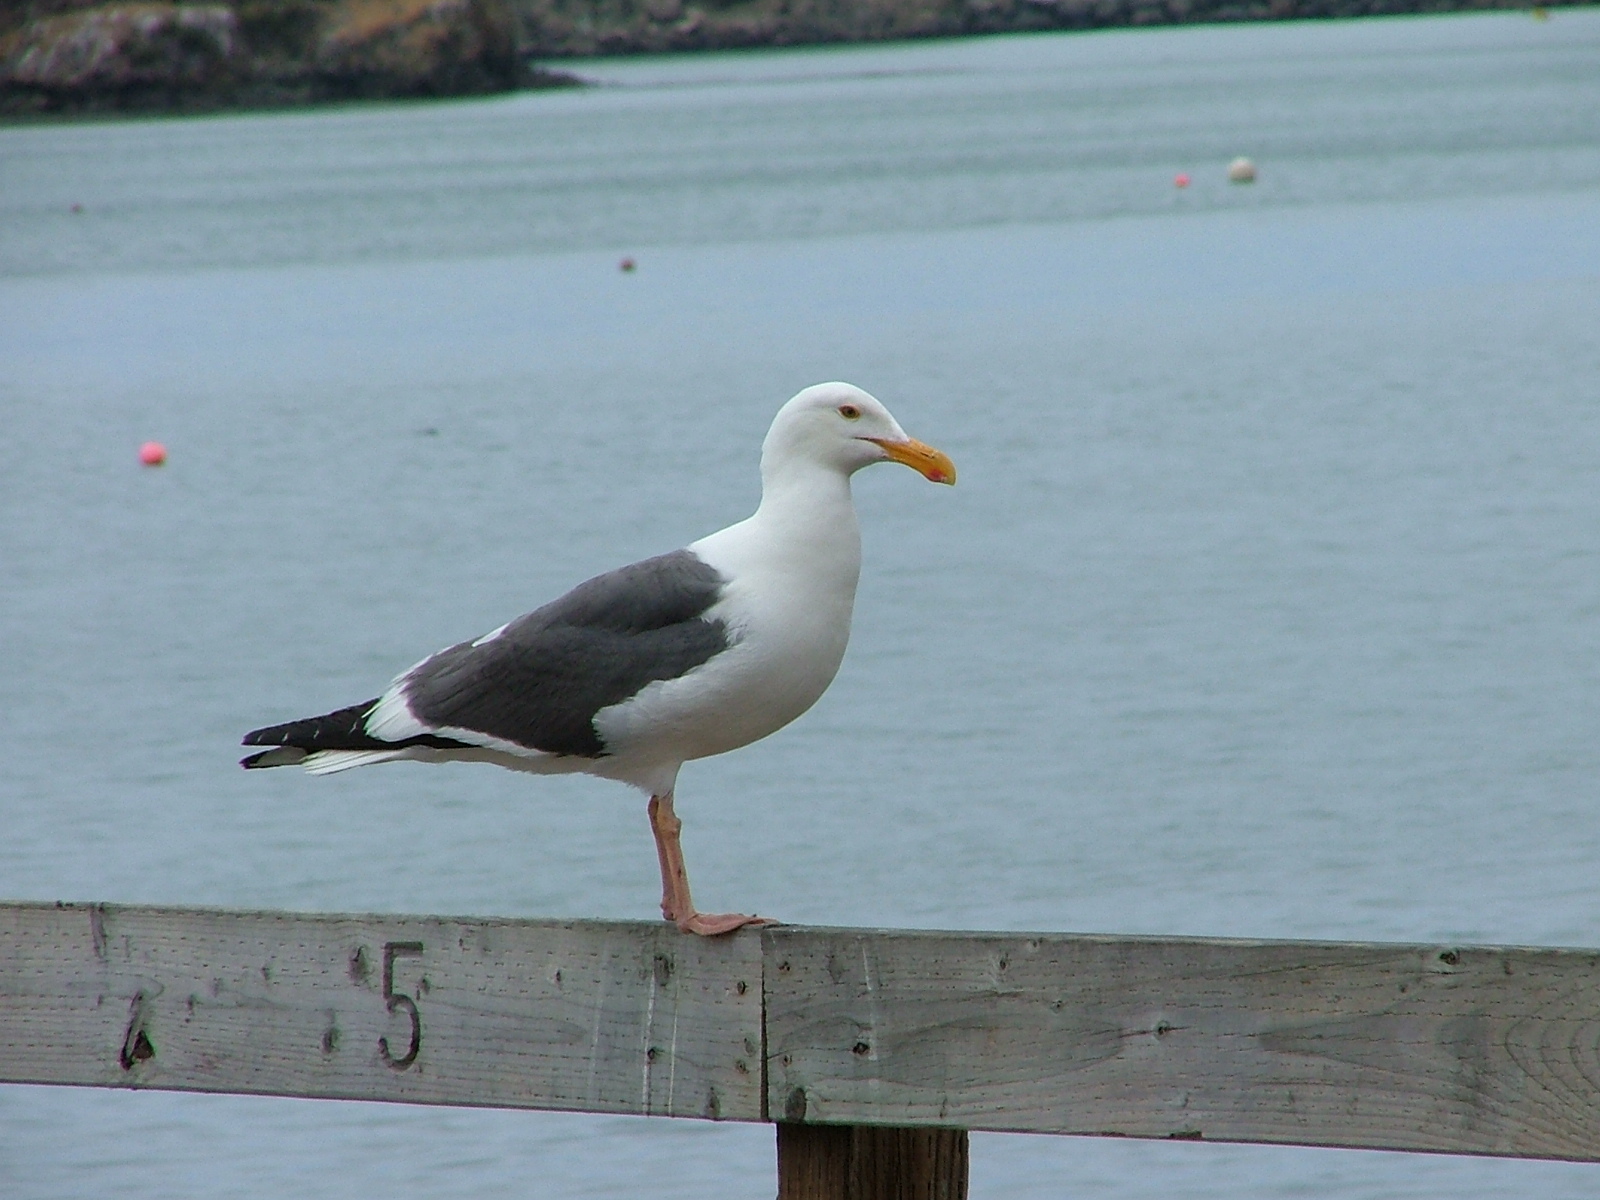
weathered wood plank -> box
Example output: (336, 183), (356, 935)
(763, 927), (1600, 1160)
(9, 905), (1600, 1165)
(0, 903), (763, 1120)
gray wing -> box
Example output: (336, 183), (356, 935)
(400, 550), (730, 758)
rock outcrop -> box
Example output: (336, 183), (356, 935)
(2, 4), (243, 103)
(0, 0), (569, 113)
(314, 0), (519, 96)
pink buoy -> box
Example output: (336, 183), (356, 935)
(619, 257), (637, 272)
(1174, 173), (1191, 188)
(139, 441), (167, 466)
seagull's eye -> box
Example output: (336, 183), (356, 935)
(838, 405), (861, 420)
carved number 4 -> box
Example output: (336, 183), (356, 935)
(379, 941), (424, 1070)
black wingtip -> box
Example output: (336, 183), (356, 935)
(240, 699), (383, 751)
(242, 718), (298, 747)
(239, 698), (466, 766)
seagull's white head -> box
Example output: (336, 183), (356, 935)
(761, 382), (956, 485)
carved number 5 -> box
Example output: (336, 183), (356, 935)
(379, 941), (424, 1070)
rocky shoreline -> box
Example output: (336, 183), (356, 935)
(1, 0), (1581, 116)
(0, 0), (574, 115)
(516, 0), (1574, 57)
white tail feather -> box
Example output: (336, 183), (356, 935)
(302, 748), (412, 775)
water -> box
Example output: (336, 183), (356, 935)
(4, 10), (1600, 1197)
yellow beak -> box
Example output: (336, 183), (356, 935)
(867, 437), (957, 485)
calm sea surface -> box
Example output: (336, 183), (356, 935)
(4, 11), (1600, 1197)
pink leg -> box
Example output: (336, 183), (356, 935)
(647, 792), (774, 936)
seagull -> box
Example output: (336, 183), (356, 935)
(241, 382), (955, 935)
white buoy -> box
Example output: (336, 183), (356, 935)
(1228, 156), (1257, 184)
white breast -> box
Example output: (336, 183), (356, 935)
(592, 476), (863, 766)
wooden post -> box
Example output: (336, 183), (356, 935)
(777, 1124), (968, 1200)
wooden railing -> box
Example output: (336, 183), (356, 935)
(4, 902), (1600, 1197)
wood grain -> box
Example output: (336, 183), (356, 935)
(6, 904), (1600, 1164)
(763, 927), (1600, 1160)
(0, 903), (763, 1119)
(777, 1125), (969, 1200)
